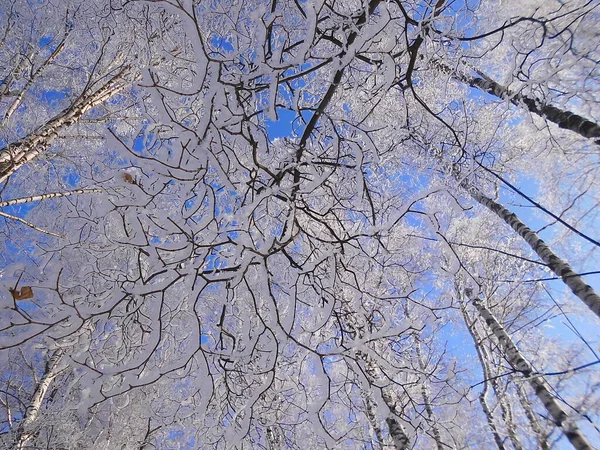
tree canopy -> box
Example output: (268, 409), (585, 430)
(1, 0), (599, 449)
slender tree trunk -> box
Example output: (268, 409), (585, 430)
(0, 188), (102, 208)
(414, 341), (446, 450)
(364, 394), (385, 450)
(2, 37), (69, 125)
(466, 186), (600, 320)
(477, 336), (524, 450)
(0, 209), (63, 237)
(419, 384), (445, 450)
(266, 425), (280, 450)
(516, 384), (550, 450)
(0, 50), (36, 100)
(465, 309), (524, 450)
(386, 415), (410, 450)
(0, 66), (131, 184)
(449, 65), (600, 144)
(460, 302), (507, 450)
(344, 308), (410, 450)
(490, 378), (523, 450)
(466, 289), (593, 450)
(479, 389), (507, 450)
(381, 390), (410, 450)
(14, 349), (64, 450)
(356, 349), (410, 450)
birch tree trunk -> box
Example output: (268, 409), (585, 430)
(477, 330), (524, 450)
(460, 301), (507, 450)
(385, 415), (410, 450)
(466, 289), (593, 450)
(355, 349), (410, 450)
(364, 394), (385, 450)
(1, 35), (69, 125)
(344, 308), (410, 450)
(0, 49), (36, 100)
(414, 336), (446, 450)
(0, 66), (131, 184)
(451, 66), (600, 144)
(479, 389), (507, 450)
(466, 186), (600, 320)
(462, 303), (523, 450)
(516, 384), (550, 450)
(266, 425), (280, 450)
(14, 349), (64, 450)
(490, 373), (523, 450)
(0, 188), (102, 207)
(418, 381), (445, 450)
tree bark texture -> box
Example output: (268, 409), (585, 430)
(357, 346), (411, 450)
(0, 188), (102, 207)
(468, 187), (600, 320)
(516, 384), (550, 450)
(0, 66), (130, 184)
(15, 349), (64, 450)
(461, 302), (507, 450)
(415, 341), (446, 450)
(344, 307), (410, 450)
(464, 71), (600, 144)
(466, 289), (593, 450)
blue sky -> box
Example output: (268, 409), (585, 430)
(2, 2), (599, 447)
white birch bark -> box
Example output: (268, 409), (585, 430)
(466, 289), (593, 450)
(516, 384), (550, 450)
(0, 49), (36, 100)
(496, 386), (523, 450)
(344, 308), (410, 450)
(1, 37), (68, 125)
(467, 187), (600, 320)
(14, 349), (64, 450)
(433, 58), (600, 144)
(490, 365), (523, 450)
(364, 393), (385, 450)
(266, 426), (280, 450)
(418, 383), (445, 450)
(0, 66), (131, 183)
(479, 388), (507, 450)
(465, 71), (600, 144)
(0, 209), (63, 237)
(385, 416), (410, 450)
(0, 188), (102, 207)
(464, 305), (523, 450)
(414, 335), (446, 450)
(461, 301), (507, 450)
(356, 348), (410, 450)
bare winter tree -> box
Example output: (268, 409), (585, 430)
(1, 0), (599, 448)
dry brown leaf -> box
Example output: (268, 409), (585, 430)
(10, 286), (33, 301)
(123, 173), (135, 184)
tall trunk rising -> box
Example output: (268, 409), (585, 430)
(414, 338), (446, 450)
(14, 349), (64, 450)
(0, 66), (130, 184)
(449, 65), (600, 144)
(516, 383), (550, 450)
(466, 289), (593, 450)
(460, 300), (507, 450)
(466, 187), (600, 320)
(344, 307), (410, 450)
